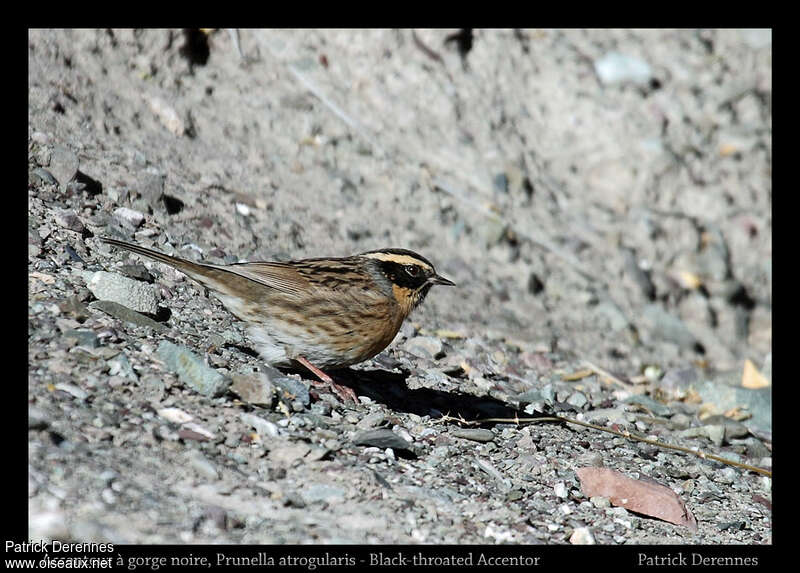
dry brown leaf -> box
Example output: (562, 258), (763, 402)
(741, 359), (770, 389)
(576, 467), (697, 531)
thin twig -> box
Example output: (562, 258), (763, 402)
(582, 360), (631, 388)
(439, 413), (772, 478)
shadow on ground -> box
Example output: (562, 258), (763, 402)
(321, 367), (525, 421)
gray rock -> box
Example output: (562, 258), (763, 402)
(157, 341), (230, 397)
(31, 167), (59, 186)
(113, 207), (146, 229)
(49, 145), (79, 187)
(657, 367), (699, 398)
(89, 300), (166, 331)
(702, 415), (749, 441)
(352, 428), (414, 452)
(356, 412), (386, 430)
(540, 384), (556, 404)
(693, 378), (771, 435)
(231, 372), (274, 407)
(29, 406), (49, 430)
(108, 353), (138, 381)
(54, 383), (89, 401)
(138, 171), (166, 208)
(451, 428), (495, 443)
(240, 413), (279, 438)
(404, 336), (444, 360)
(594, 52), (652, 86)
(739, 437), (771, 459)
(86, 271), (159, 315)
(263, 365), (309, 408)
(269, 440), (312, 465)
(53, 209), (85, 234)
(116, 264), (154, 283)
(63, 329), (99, 349)
(679, 424), (726, 447)
(569, 526), (596, 545)
(566, 391), (588, 409)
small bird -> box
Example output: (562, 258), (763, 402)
(100, 237), (455, 403)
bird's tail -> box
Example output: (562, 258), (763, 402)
(100, 237), (206, 276)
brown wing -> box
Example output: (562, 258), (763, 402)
(224, 257), (370, 296)
(217, 262), (315, 298)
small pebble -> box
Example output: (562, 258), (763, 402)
(353, 429), (414, 453)
(356, 412), (386, 430)
(451, 428), (495, 443)
(54, 209), (85, 233)
(54, 383), (88, 401)
(113, 207), (146, 229)
(570, 526), (596, 545)
(567, 391), (588, 409)
(240, 413), (279, 438)
(231, 372), (274, 407)
(594, 52), (652, 86)
(157, 407), (193, 425)
(179, 423), (216, 442)
(63, 329), (99, 349)
(678, 424), (726, 447)
(404, 336), (444, 360)
(108, 353), (137, 380)
(31, 167), (59, 186)
(264, 366), (309, 408)
(29, 406), (49, 430)
(157, 341), (230, 397)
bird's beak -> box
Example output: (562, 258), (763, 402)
(429, 274), (455, 287)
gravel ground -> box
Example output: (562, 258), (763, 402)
(28, 29), (771, 545)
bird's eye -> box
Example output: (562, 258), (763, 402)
(404, 265), (420, 277)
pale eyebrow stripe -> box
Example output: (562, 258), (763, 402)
(360, 252), (433, 271)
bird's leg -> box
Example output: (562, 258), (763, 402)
(295, 355), (358, 404)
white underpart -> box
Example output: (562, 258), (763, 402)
(247, 324), (345, 368)
(211, 289), (341, 368)
(246, 325), (292, 366)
